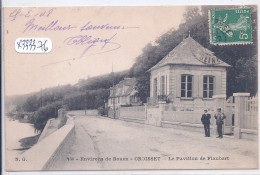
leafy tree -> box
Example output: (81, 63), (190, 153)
(136, 74), (150, 103)
(235, 55), (258, 96)
(32, 101), (62, 131)
(22, 95), (39, 112)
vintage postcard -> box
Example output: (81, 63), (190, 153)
(3, 5), (259, 173)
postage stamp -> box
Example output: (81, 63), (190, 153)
(209, 8), (252, 45)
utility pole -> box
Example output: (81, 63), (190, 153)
(112, 63), (116, 119)
(85, 91), (87, 115)
(40, 88), (43, 107)
(53, 95), (56, 117)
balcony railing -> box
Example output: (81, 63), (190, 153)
(147, 95), (167, 106)
(158, 95), (167, 101)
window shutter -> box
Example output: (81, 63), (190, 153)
(176, 74), (181, 97)
(198, 75), (203, 98)
(216, 75), (222, 95)
(193, 75), (198, 97)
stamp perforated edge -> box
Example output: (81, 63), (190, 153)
(208, 7), (253, 46)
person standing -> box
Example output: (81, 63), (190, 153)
(201, 109), (211, 137)
(214, 108), (226, 138)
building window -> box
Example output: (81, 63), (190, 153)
(160, 76), (166, 95)
(153, 78), (157, 97)
(181, 75), (192, 98)
(118, 97), (120, 103)
(203, 76), (214, 98)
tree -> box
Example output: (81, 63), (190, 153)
(183, 7), (201, 22)
(136, 74), (150, 103)
(32, 101), (62, 131)
(235, 55), (258, 96)
(22, 95), (39, 112)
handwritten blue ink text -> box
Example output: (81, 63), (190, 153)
(23, 19), (77, 33)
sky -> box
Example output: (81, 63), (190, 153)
(4, 6), (186, 96)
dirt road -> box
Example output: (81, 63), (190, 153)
(51, 115), (258, 170)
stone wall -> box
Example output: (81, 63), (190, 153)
(118, 106), (146, 124)
(13, 116), (75, 171)
(67, 110), (99, 116)
(146, 106), (161, 126)
(38, 108), (68, 142)
(110, 93), (258, 141)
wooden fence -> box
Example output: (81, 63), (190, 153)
(243, 95), (258, 130)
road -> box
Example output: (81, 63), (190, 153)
(51, 115), (258, 170)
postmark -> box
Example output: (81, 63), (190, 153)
(209, 8), (252, 45)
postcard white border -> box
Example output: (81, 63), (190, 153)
(1, 0), (260, 175)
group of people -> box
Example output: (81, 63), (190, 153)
(201, 108), (226, 138)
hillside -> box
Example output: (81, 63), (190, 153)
(5, 6), (258, 131)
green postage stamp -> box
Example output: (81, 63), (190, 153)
(209, 8), (252, 45)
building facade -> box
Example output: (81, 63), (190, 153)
(148, 36), (231, 105)
(108, 78), (141, 109)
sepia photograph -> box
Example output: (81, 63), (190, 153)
(2, 4), (259, 173)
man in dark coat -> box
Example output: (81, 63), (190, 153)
(201, 109), (211, 137)
(214, 108), (226, 138)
